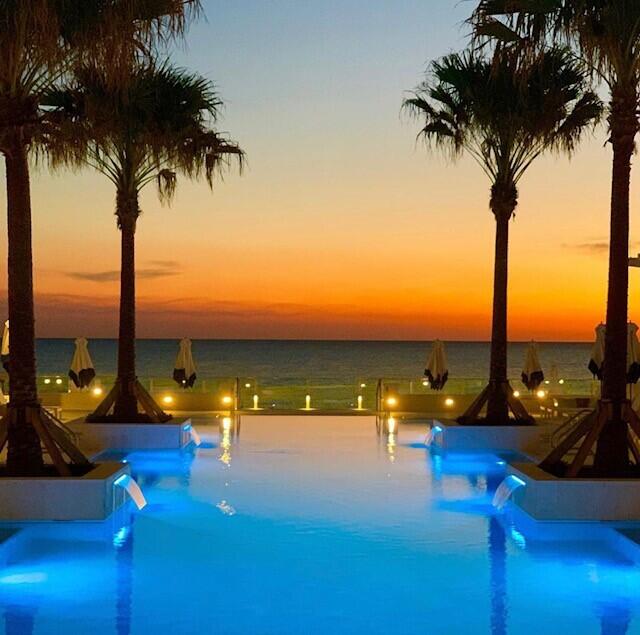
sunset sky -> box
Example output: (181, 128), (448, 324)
(3, 0), (638, 341)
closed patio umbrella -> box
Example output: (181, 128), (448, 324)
(587, 322), (640, 383)
(628, 323), (640, 384)
(521, 341), (544, 391)
(173, 338), (197, 388)
(424, 340), (448, 390)
(69, 337), (96, 388)
(588, 323), (606, 379)
(1, 320), (8, 372)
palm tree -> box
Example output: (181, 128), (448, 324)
(403, 47), (601, 425)
(51, 61), (243, 423)
(0, 1), (200, 477)
(473, 1), (640, 475)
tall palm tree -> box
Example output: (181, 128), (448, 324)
(0, 1), (200, 477)
(473, 1), (640, 475)
(404, 47), (601, 425)
(51, 62), (243, 423)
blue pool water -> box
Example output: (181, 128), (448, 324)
(1, 416), (640, 634)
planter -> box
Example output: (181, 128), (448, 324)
(427, 418), (554, 455)
(505, 462), (640, 521)
(67, 417), (195, 452)
(0, 462), (130, 521)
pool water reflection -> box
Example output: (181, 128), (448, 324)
(0, 415), (639, 634)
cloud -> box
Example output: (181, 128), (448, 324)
(564, 240), (640, 256)
(64, 261), (181, 283)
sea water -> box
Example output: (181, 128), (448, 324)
(35, 339), (593, 381)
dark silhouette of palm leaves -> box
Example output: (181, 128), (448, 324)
(403, 47), (601, 188)
(48, 61), (244, 221)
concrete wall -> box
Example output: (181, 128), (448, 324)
(510, 462), (640, 521)
(0, 462), (130, 521)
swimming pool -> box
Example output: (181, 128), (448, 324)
(0, 415), (639, 634)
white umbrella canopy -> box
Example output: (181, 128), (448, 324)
(588, 323), (606, 380)
(521, 341), (544, 391)
(587, 322), (640, 383)
(1, 320), (8, 372)
(68, 337), (96, 388)
(173, 338), (197, 388)
(424, 340), (448, 391)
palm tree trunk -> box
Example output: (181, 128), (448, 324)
(113, 194), (139, 420)
(594, 88), (639, 475)
(486, 185), (517, 425)
(4, 137), (44, 475)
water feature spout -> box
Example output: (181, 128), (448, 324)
(182, 423), (201, 447)
(492, 475), (526, 511)
(114, 474), (147, 510)
(424, 425), (443, 447)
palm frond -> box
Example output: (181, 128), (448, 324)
(403, 45), (601, 200)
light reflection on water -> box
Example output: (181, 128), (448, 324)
(0, 415), (639, 634)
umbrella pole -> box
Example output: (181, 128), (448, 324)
(458, 380), (533, 425)
(87, 378), (170, 424)
(2, 405), (91, 477)
(540, 400), (640, 476)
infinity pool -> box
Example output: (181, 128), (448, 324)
(1, 415), (640, 634)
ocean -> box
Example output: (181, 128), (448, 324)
(35, 339), (594, 382)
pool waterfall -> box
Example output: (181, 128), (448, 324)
(492, 475), (526, 510)
(424, 424), (443, 447)
(114, 474), (148, 510)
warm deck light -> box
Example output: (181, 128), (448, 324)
(222, 395), (233, 406)
(360, 383), (366, 388)
(44, 378), (51, 385)
(513, 390), (520, 398)
(162, 395), (174, 405)
(92, 387), (103, 397)
(253, 394), (259, 409)
(245, 383), (251, 388)
(422, 379), (429, 387)
(558, 379), (565, 385)
(304, 394), (311, 410)
(357, 395), (363, 410)
(536, 390), (546, 399)
(55, 378), (62, 385)
(444, 398), (455, 407)
(386, 397), (398, 408)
